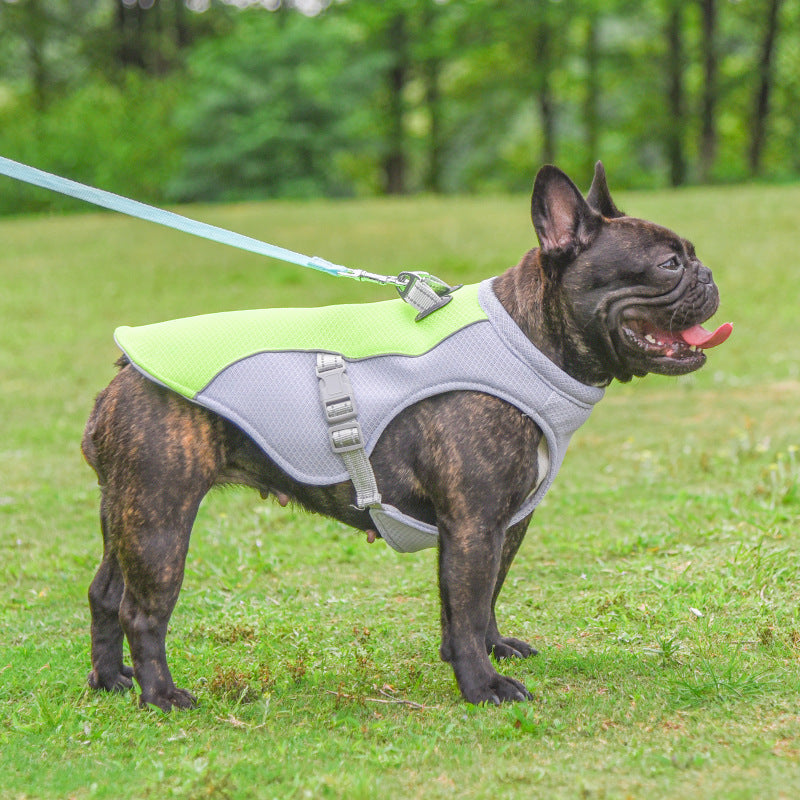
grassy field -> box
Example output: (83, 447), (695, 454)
(1, 181), (799, 799)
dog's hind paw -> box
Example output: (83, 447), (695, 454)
(487, 636), (537, 660)
(87, 665), (134, 692)
(139, 686), (198, 713)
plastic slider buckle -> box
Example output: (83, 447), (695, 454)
(328, 423), (364, 453)
(316, 354), (357, 424)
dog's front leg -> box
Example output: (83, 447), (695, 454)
(485, 516), (537, 660)
(437, 515), (533, 705)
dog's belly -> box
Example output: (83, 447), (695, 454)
(215, 387), (553, 545)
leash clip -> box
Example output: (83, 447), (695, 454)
(396, 271), (462, 321)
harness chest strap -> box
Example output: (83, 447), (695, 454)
(315, 353), (382, 509)
(315, 354), (434, 552)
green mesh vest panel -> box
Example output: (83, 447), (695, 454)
(115, 283), (486, 398)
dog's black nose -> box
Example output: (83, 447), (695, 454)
(696, 263), (712, 285)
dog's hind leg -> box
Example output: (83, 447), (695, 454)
(84, 367), (225, 710)
(114, 397), (222, 710)
(84, 391), (133, 692)
(87, 499), (133, 692)
(107, 428), (218, 712)
(115, 496), (202, 712)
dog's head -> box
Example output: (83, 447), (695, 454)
(527, 162), (730, 385)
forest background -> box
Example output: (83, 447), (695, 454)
(0, 0), (796, 215)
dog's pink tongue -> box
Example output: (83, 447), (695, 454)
(680, 322), (733, 349)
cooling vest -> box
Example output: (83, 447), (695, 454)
(115, 280), (605, 552)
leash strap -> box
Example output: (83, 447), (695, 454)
(0, 155), (459, 318)
(316, 353), (382, 510)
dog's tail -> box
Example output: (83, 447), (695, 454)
(82, 356), (130, 472)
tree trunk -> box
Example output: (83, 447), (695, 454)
(698, 0), (718, 182)
(534, 21), (556, 165)
(383, 12), (408, 195)
(115, 0), (146, 70)
(422, 55), (443, 193)
(583, 14), (600, 180)
(665, 2), (687, 186)
(174, 0), (190, 50)
(748, 0), (783, 176)
(26, 0), (48, 111)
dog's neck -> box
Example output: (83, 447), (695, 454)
(493, 250), (612, 388)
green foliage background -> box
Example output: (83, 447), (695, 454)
(1, 0), (799, 214)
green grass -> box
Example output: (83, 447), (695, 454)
(1, 183), (799, 799)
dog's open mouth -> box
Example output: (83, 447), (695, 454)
(623, 319), (733, 363)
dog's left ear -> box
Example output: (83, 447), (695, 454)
(531, 165), (601, 261)
(586, 161), (625, 219)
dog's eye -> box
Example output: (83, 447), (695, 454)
(658, 255), (682, 270)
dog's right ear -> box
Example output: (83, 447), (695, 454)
(531, 165), (601, 263)
(586, 161), (625, 219)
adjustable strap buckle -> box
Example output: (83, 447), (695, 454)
(396, 271), (462, 321)
(316, 353), (356, 422)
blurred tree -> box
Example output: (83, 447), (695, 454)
(111, 0), (217, 74)
(748, 0), (783, 176)
(0, 0), (95, 110)
(443, 0), (573, 191)
(664, 0), (687, 186)
(418, 0), (447, 192)
(1, 0), (799, 214)
(114, 0), (147, 71)
(342, 0), (452, 195)
(697, 0), (718, 182)
(583, 8), (600, 179)
(383, 8), (409, 194)
(168, 8), (374, 200)
(772, 0), (800, 174)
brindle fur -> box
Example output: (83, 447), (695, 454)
(82, 163), (721, 709)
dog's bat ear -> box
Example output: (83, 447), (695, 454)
(586, 161), (625, 219)
(531, 165), (601, 260)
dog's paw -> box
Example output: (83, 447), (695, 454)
(139, 686), (198, 713)
(487, 636), (538, 660)
(464, 673), (533, 706)
(87, 665), (134, 692)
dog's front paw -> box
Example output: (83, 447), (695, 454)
(487, 635), (538, 660)
(463, 673), (532, 706)
(139, 686), (198, 712)
(87, 665), (134, 693)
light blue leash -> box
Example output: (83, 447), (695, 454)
(0, 155), (458, 319)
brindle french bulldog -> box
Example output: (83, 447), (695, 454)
(82, 163), (730, 710)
